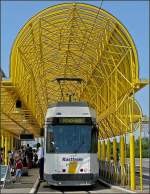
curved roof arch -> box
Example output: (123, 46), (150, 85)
(10, 3), (139, 80)
(6, 3), (147, 137)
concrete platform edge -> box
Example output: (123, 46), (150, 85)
(98, 178), (136, 193)
(29, 177), (40, 194)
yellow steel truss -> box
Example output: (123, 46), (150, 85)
(1, 3), (148, 136)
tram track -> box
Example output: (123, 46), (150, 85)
(37, 180), (128, 193)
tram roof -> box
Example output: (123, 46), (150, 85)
(48, 102), (89, 108)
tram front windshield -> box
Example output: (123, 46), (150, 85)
(46, 121), (97, 153)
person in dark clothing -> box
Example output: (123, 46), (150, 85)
(0, 148), (3, 164)
(37, 143), (44, 181)
(25, 144), (33, 168)
(22, 154), (27, 167)
(32, 150), (38, 168)
(8, 150), (14, 167)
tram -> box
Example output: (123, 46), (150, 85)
(44, 102), (98, 186)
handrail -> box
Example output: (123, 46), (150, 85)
(1, 165), (12, 189)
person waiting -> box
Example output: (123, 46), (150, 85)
(37, 143), (44, 181)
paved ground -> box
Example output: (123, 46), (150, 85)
(135, 175), (150, 193)
(1, 168), (39, 193)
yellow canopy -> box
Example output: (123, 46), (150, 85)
(1, 3), (148, 137)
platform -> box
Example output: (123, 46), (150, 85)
(1, 168), (39, 193)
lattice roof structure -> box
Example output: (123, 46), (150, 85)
(1, 3), (148, 137)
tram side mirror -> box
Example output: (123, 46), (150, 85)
(50, 141), (55, 153)
(40, 128), (44, 137)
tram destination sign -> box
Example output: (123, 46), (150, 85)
(46, 117), (92, 125)
(60, 117), (85, 124)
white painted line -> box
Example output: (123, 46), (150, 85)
(98, 178), (136, 193)
(29, 177), (40, 193)
(88, 191), (114, 194)
(64, 192), (88, 194)
(38, 192), (63, 194)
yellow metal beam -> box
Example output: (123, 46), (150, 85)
(102, 140), (106, 161)
(107, 139), (110, 161)
(139, 120), (143, 191)
(113, 138), (117, 163)
(98, 140), (101, 160)
(4, 134), (8, 165)
(120, 136), (125, 166)
(130, 133), (136, 191)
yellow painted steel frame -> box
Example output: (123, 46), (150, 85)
(0, 129), (18, 165)
(1, 80), (40, 135)
(0, 3), (148, 191)
(7, 3), (147, 137)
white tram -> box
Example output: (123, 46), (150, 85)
(44, 102), (98, 186)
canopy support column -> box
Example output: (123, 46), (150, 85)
(4, 134), (8, 165)
(130, 133), (135, 190)
(113, 138), (117, 163)
(98, 140), (101, 160)
(107, 139), (110, 161)
(11, 135), (14, 151)
(120, 135), (125, 185)
(102, 140), (106, 161)
(139, 119), (143, 191)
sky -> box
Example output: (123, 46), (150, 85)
(1, 0), (149, 117)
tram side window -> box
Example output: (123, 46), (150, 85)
(46, 126), (55, 153)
